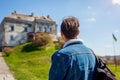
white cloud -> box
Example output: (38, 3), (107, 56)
(91, 12), (97, 16)
(114, 29), (120, 33)
(104, 45), (112, 48)
(112, 0), (120, 5)
(88, 6), (92, 10)
(87, 17), (96, 23)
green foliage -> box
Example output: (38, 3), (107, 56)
(54, 41), (65, 49)
(3, 47), (13, 56)
(2, 42), (56, 80)
(55, 37), (65, 49)
(33, 32), (52, 48)
(21, 43), (42, 52)
(3, 43), (120, 80)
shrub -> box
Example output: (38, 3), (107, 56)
(55, 37), (65, 49)
(21, 43), (41, 52)
(3, 47), (13, 56)
(32, 32), (52, 48)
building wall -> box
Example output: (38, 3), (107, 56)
(0, 23), (4, 46)
(0, 13), (57, 47)
(0, 24), (2, 45)
(4, 21), (33, 46)
(36, 21), (55, 34)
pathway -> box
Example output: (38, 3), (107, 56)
(0, 52), (15, 80)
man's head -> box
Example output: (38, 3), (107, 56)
(61, 17), (80, 41)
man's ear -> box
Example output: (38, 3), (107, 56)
(61, 31), (67, 41)
(61, 31), (63, 37)
(77, 30), (80, 35)
(61, 31), (64, 38)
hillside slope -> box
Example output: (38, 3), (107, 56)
(3, 43), (56, 80)
(3, 42), (120, 80)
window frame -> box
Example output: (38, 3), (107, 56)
(10, 35), (14, 41)
(10, 26), (14, 31)
(24, 27), (28, 32)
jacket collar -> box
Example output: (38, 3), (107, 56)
(63, 39), (84, 48)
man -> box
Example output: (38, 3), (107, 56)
(49, 17), (96, 80)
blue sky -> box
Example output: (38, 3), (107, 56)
(0, 0), (120, 56)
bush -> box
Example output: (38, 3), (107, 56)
(3, 47), (13, 56)
(32, 32), (52, 48)
(21, 43), (41, 52)
(55, 37), (65, 49)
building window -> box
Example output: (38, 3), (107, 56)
(41, 22), (44, 26)
(47, 24), (49, 28)
(39, 27), (42, 31)
(10, 26), (14, 31)
(21, 36), (26, 40)
(50, 28), (52, 33)
(0, 38), (2, 42)
(25, 23), (32, 27)
(28, 24), (32, 27)
(10, 35), (14, 41)
(24, 27), (28, 32)
(44, 27), (47, 32)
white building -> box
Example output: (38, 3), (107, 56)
(0, 12), (57, 49)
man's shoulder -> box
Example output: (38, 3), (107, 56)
(53, 43), (92, 57)
(52, 49), (69, 58)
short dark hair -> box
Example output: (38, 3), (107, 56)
(61, 17), (80, 39)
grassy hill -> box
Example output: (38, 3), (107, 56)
(2, 42), (120, 80)
(3, 43), (56, 80)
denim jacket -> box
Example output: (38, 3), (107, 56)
(49, 39), (96, 80)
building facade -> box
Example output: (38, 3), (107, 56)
(0, 12), (57, 49)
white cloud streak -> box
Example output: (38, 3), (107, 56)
(104, 45), (112, 48)
(112, 0), (120, 5)
(88, 6), (92, 10)
(87, 18), (96, 23)
(114, 29), (120, 33)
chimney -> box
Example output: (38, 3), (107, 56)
(31, 12), (34, 17)
(12, 11), (17, 14)
(47, 15), (50, 18)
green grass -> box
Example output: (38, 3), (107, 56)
(2, 43), (120, 80)
(3, 43), (56, 80)
(107, 64), (120, 80)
